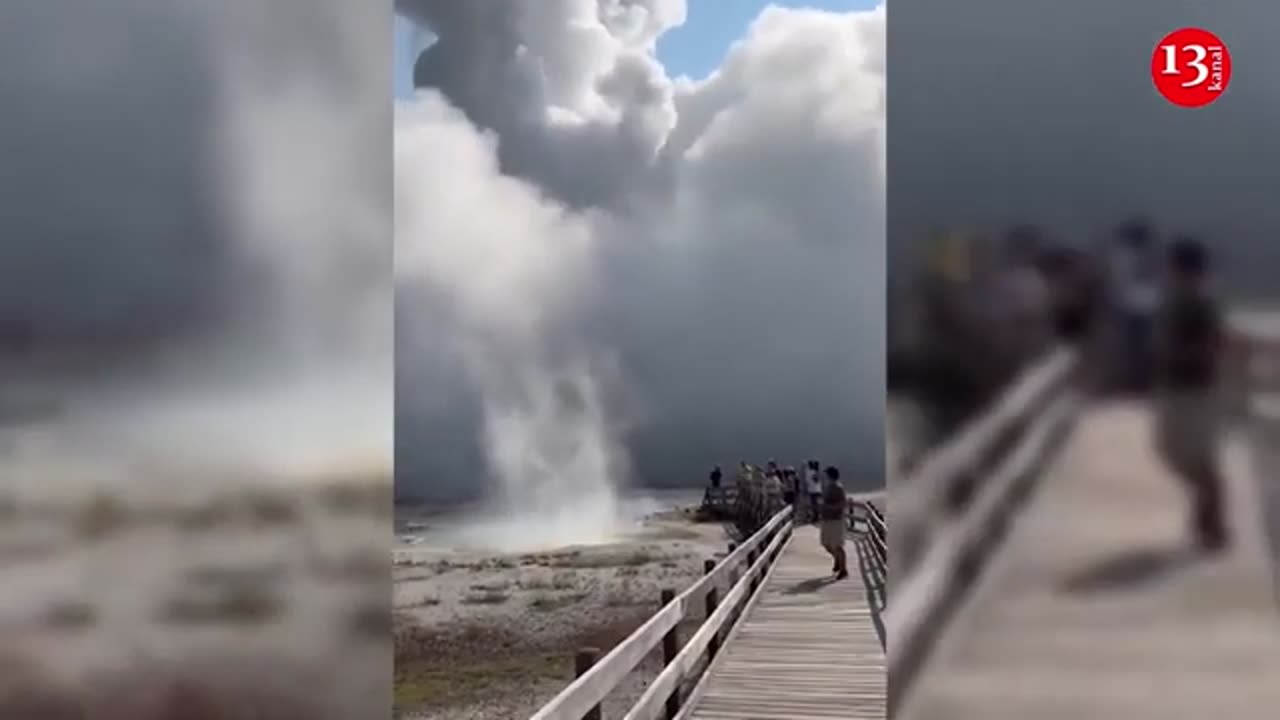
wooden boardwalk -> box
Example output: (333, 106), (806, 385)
(899, 401), (1280, 720)
(681, 525), (886, 719)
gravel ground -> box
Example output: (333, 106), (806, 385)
(0, 480), (392, 719)
(392, 510), (730, 720)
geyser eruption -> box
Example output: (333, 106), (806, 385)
(394, 2), (888, 538)
(395, 92), (630, 549)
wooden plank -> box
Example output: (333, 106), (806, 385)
(531, 506), (794, 720)
(684, 525), (886, 719)
(900, 402), (1280, 720)
(887, 389), (1079, 702)
(624, 520), (795, 720)
(891, 348), (1077, 592)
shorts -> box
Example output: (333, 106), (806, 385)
(819, 519), (846, 551)
(1154, 389), (1219, 477)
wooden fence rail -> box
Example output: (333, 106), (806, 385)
(852, 500), (887, 573)
(529, 506), (795, 720)
(886, 347), (1080, 710)
(885, 308), (1280, 713)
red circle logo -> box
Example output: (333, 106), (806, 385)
(1151, 28), (1231, 108)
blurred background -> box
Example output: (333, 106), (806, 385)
(886, 1), (1280, 718)
(0, 2), (392, 718)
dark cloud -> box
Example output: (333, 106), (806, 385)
(0, 2), (230, 353)
(888, 0), (1280, 294)
(0, 0), (390, 370)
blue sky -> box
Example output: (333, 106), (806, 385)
(658, 0), (878, 78)
(394, 1), (878, 97)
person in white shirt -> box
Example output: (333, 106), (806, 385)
(1110, 222), (1160, 392)
(763, 471), (783, 514)
(804, 460), (823, 523)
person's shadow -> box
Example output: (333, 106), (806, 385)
(1058, 545), (1197, 595)
(781, 577), (838, 595)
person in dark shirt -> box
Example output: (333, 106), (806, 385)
(819, 466), (849, 579)
(1041, 246), (1098, 343)
(1153, 237), (1227, 551)
(709, 465), (722, 489)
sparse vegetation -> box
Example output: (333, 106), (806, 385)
(0, 652), (334, 719)
(310, 549), (386, 581)
(461, 589), (511, 605)
(74, 492), (130, 539)
(171, 499), (238, 533)
(519, 570), (578, 591)
(349, 599), (392, 637)
(394, 653), (567, 714)
(604, 578), (650, 608)
(318, 480), (392, 519)
(160, 583), (284, 625)
(418, 595), (442, 607)
(242, 490), (300, 527)
(528, 592), (588, 612)
(43, 599), (96, 629)
(539, 547), (663, 570)
(389, 500), (726, 717)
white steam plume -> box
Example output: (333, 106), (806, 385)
(396, 93), (629, 548)
(395, 2), (887, 540)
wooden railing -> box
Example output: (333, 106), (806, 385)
(886, 346), (1081, 709)
(529, 505), (795, 720)
(884, 307), (1280, 709)
(1228, 307), (1280, 423)
(851, 500), (887, 574)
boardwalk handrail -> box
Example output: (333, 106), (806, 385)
(1228, 308), (1280, 422)
(887, 347), (1080, 707)
(621, 516), (793, 720)
(850, 499), (887, 576)
(890, 346), (1077, 577)
(529, 505), (795, 720)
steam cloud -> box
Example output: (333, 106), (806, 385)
(394, 0), (887, 522)
(0, 0), (391, 499)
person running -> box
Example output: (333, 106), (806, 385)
(804, 460), (823, 524)
(819, 466), (849, 579)
(1153, 237), (1228, 552)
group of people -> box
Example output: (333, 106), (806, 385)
(986, 222), (1231, 552)
(708, 459), (850, 579)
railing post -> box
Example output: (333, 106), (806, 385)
(704, 558), (719, 661)
(574, 647), (601, 720)
(748, 548), (760, 593)
(660, 588), (680, 719)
